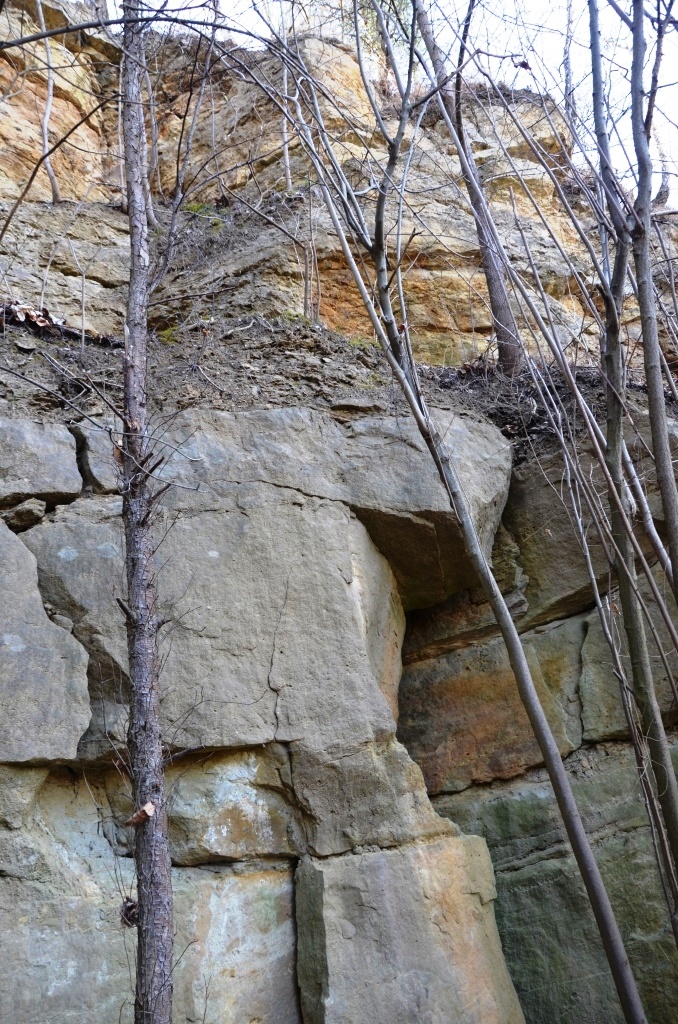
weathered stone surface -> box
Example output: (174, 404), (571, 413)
(0, 203), (130, 336)
(77, 405), (512, 607)
(71, 418), (120, 494)
(106, 746), (302, 863)
(0, 768), (299, 1024)
(151, 37), (589, 366)
(626, 403), (678, 528)
(0, 765), (48, 829)
(0, 2), (115, 205)
(0, 9), (592, 362)
(0, 497), (46, 531)
(499, 414), (678, 633)
(24, 484), (444, 855)
(403, 524), (529, 663)
(0, 521), (90, 762)
(580, 565), (678, 741)
(399, 615), (585, 794)
(435, 742), (678, 1024)
(500, 449), (608, 629)
(0, 416), (81, 508)
(296, 835), (524, 1024)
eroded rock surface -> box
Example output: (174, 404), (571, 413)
(296, 835), (524, 1024)
(73, 405), (512, 607)
(399, 616), (585, 794)
(0, 416), (81, 508)
(0, 3), (593, 364)
(0, 521), (89, 761)
(0, 769), (299, 1024)
(435, 743), (678, 1024)
(0, 406), (520, 1023)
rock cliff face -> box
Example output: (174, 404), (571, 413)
(1, 4), (678, 1023)
(0, 1), (593, 362)
(0, 405), (522, 1024)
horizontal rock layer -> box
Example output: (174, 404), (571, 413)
(0, 406), (521, 1023)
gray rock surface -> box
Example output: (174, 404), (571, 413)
(0, 417), (81, 508)
(23, 486), (443, 856)
(0, 497), (46, 531)
(106, 747), (303, 863)
(0, 768), (299, 1024)
(0, 521), (90, 761)
(76, 405), (512, 608)
(0, 408), (524, 1022)
(296, 835), (525, 1024)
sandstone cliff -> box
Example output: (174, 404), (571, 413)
(1, 4), (678, 1024)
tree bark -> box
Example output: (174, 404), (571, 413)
(415, 1), (522, 373)
(630, 0), (678, 601)
(121, 4), (173, 1022)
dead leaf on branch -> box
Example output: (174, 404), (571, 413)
(120, 898), (139, 928)
(124, 801), (156, 827)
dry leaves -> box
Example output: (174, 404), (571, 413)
(124, 801), (156, 827)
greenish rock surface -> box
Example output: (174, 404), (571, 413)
(580, 567), (678, 741)
(434, 742), (678, 1024)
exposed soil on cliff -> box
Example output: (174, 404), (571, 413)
(2, 308), (674, 470)
(0, 314), (399, 423)
(427, 359), (677, 464)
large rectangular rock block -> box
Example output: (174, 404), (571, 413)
(0, 417), (81, 508)
(296, 836), (524, 1024)
(0, 521), (90, 761)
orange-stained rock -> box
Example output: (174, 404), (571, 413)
(0, 2), (117, 204)
(398, 615), (585, 794)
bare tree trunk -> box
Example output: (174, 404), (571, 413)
(415, 0), (522, 373)
(590, 0), (678, 886)
(563, 0), (576, 123)
(35, 0), (61, 204)
(630, 0), (678, 600)
(121, 4), (173, 1022)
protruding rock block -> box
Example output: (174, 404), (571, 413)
(127, 405), (511, 608)
(0, 522), (90, 761)
(0, 417), (81, 509)
(296, 835), (524, 1024)
(106, 746), (303, 863)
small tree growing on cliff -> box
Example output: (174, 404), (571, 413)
(118, 3), (174, 1021)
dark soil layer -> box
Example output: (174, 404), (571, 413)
(425, 359), (675, 464)
(1, 311), (673, 469)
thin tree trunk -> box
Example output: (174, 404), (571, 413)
(415, 1), (522, 373)
(35, 0), (61, 204)
(121, 4), (173, 1022)
(630, 0), (678, 600)
(590, 0), (678, 889)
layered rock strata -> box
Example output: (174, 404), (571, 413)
(0, 407), (522, 1024)
(0, 0), (595, 363)
(397, 411), (678, 1023)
